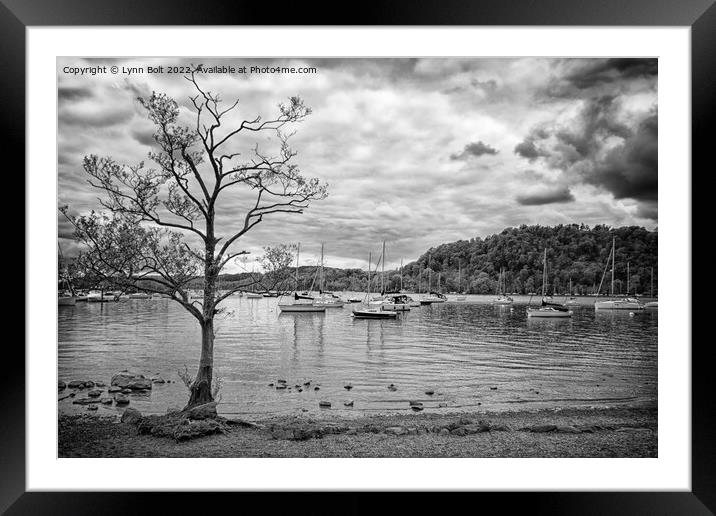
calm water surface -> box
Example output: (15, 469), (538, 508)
(58, 294), (658, 419)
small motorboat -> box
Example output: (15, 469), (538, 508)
(380, 294), (412, 311)
(527, 306), (573, 318)
(492, 295), (513, 306)
(644, 301), (658, 309)
(86, 290), (110, 302)
(420, 292), (447, 305)
(128, 292), (151, 299)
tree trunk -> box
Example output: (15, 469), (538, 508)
(185, 318), (215, 409)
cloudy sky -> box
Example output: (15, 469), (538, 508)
(58, 57), (657, 272)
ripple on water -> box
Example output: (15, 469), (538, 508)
(58, 295), (657, 416)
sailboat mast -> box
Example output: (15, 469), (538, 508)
(627, 261), (630, 295)
(367, 251), (372, 297)
(611, 237), (615, 296)
(542, 249), (547, 297)
(295, 242), (300, 291)
(458, 261), (461, 293)
(428, 253), (432, 293)
(400, 258), (403, 291)
(381, 241), (385, 294)
(651, 267), (654, 297)
(320, 242), (324, 292)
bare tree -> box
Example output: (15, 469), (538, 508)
(257, 243), (298, 293)
(61, 71), (327, 408)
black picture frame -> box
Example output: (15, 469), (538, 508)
(4, 0), (712, 513)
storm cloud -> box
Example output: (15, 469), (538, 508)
(516, 186), (575, 206)
(450, 141), (498, 160)
(57, 57), (658, 271)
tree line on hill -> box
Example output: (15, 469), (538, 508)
(62, 224), (658, 297)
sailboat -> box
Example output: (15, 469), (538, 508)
(493, 267), (513, 305)
(420, 254), (447, 305)
(314, 243), (345, 308)
(352, 247), (398, 319)
(644, 267), (658, 309)
(594, 237), (644, 310)
(527, 249), (572, 318)
(564, 278), (580, 306)
(455, 261), (467, 301)
(278, 243), (326, 313)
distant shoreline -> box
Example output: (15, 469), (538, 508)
(59, 405), (656, 458)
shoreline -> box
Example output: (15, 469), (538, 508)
(59, 405), (657, 458)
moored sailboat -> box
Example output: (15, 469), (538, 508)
(493, 267), (513, 305)
(313, 243), (345, 308)
(278, 243), (326, 313)
(527, 249), (572, 318)
(594, 238), (644, 311)
(352, 246), (398, 319)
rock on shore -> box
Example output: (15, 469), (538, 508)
(111, 371), (152, 390)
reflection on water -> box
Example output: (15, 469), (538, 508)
(58, 295), (657, 417)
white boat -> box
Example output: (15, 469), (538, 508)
(278, 294), (326, 312)
(312, 244), (345, 307)
(352, 308), (398, 319)
(455, 262), (467, 301)
(278, 243), (326, 313)
(314, 292), (345, 308)
(527, 306), (573, 318)
(643, 268), (658, 309)
(594, 238), (644, 311)
(352, 244), (399, 319)
(526, 250), (572, 318)
(86, 290), (110, 302)
(406, 296), (421, 307)
(420, 292), (447, 305)
(564, 279), (580, 306)
(128, 292), (151, 299)
(245, 292), (263, 299)
(493, 268), (514, 305)
(595, 297), (644, 310)
(380, 293), (412, 311)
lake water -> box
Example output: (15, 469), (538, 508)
(58, 294), (658, 419)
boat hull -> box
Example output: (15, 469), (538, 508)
(594, 300), (644, 310)
(381, 304), (411, 311)
(352, 309), (398, 319)
(527, 308), (573, 318)
(278, 304), (326, 312)
(58, 296), (76, 306)
(315, 302), (345, 308)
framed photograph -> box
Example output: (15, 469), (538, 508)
(6, 0), (713, 513)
